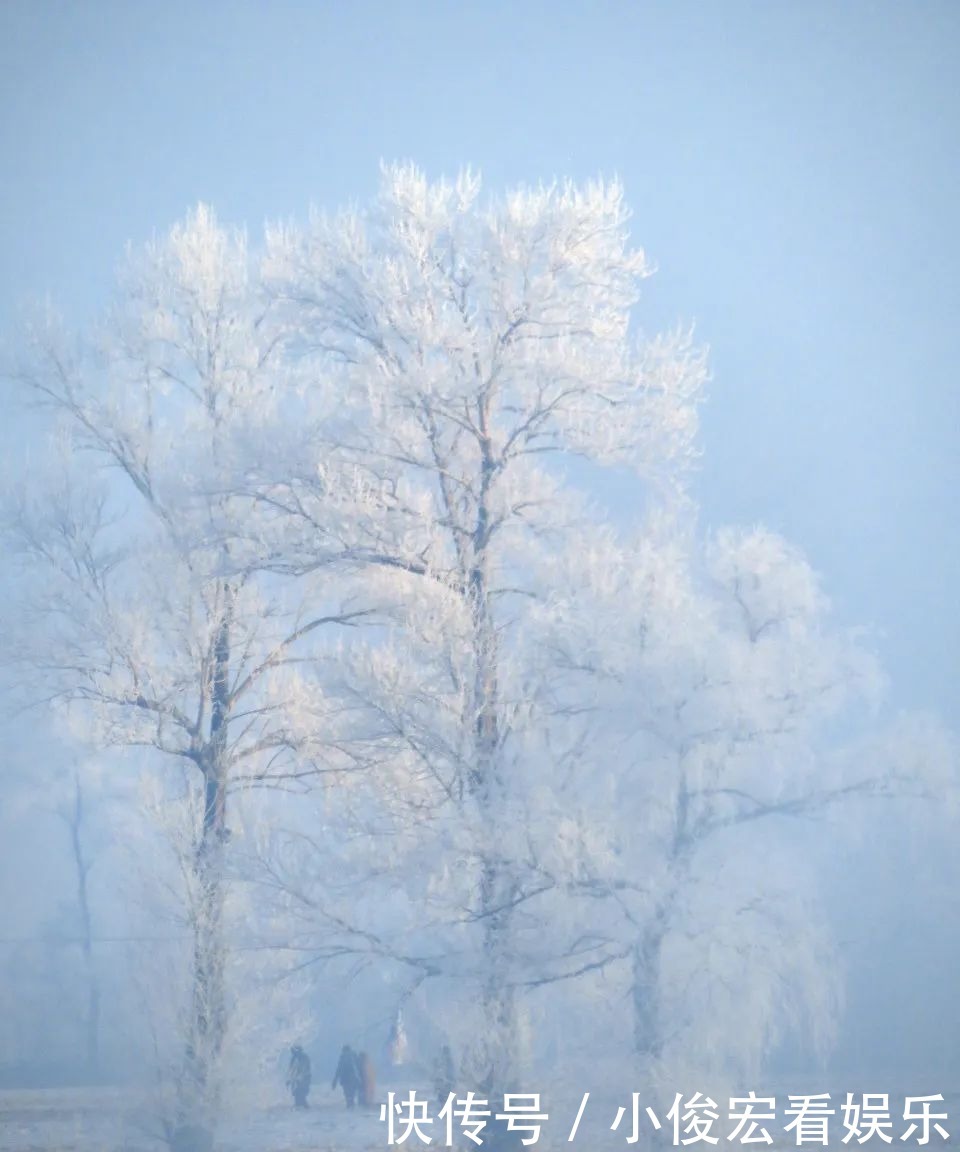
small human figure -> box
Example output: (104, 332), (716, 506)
(356, 1050), (376, 1109)
(286, 1044), (311, 1109)
(332, 1043), (360, 1110)
(387, 1007), (408, 1066)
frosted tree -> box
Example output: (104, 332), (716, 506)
(530, 519), (955, 1087)
(255, 155), (954, 1083)
(3, 207), (368, 1151)
(250, 164), (707, 1081)
(6, 166), (951, 1115)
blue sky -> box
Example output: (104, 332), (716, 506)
(1, 0), (958, 1080)
(2, 1), (956, 729)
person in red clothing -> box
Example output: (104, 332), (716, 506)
(356, 1050), (376, 1109)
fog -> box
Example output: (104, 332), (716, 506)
(0, 4), (957, 1151)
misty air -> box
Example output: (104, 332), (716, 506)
(0, 4), (957, 1152)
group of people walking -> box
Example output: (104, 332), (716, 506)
(285, 1042), (376, 1111)
(286, 1037), (523, 1151)
(331, 1043), (377, 1110)
(285, 1007), (406, 1112)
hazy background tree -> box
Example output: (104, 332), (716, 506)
(3, 206), (370, 1150)
(520, 518), (954, 1094)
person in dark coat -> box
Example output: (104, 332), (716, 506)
(286, 1044), (311, 1109)
(332, 1043), (361, 1110)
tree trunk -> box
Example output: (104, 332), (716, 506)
(479, 857), (518, 1084)
(631, 921), (664, 1065)
(173, 832), (225, 1152)
(631, 777), (691, 1066)
(469, 526), (517, 1085)
(173, 587), (232, 1152)
(69, 773), (100, 1077)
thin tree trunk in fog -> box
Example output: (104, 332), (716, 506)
(68, 771), (100, 1076)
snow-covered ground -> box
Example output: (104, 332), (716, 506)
(0, 1085), (153, 1152)
(0, 1084), (390, 1152)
